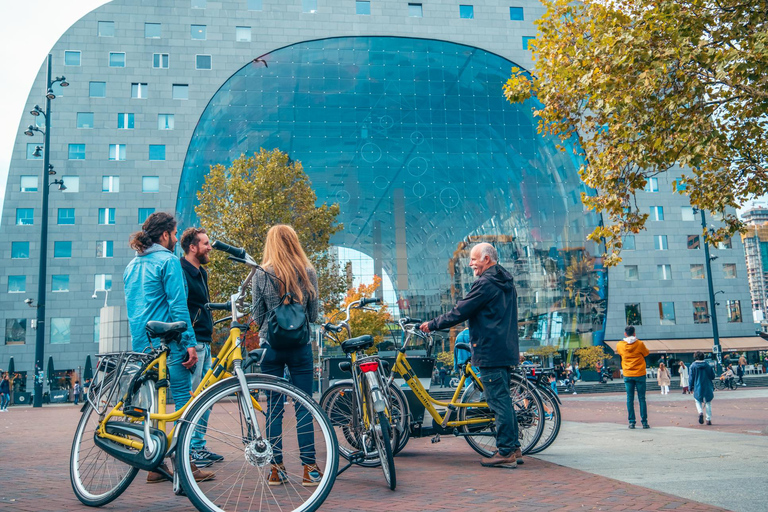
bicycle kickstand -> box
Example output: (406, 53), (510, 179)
(336, 450), (366, 476)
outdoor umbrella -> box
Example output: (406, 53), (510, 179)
(47, 356), (55, 390)
(7, 356), (14, 377)
(83, 356), (93, 382)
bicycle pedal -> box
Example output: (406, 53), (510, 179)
(124, 406), (148, 419)
(348, 451), (366, 464)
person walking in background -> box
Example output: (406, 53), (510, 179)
(574, 363), (582, 381)
(689, 351), (715, 425)
(616, 326), (650, 429)
(73, 380), (81, 406)
(439, 366), (448, 388)
(737, 354), (746, 386)
(679, 361), (689, 394)
(0, 373), (10, 412)
(657, 362), (671, 395)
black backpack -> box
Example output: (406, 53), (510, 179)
(264, 276), (310, 350)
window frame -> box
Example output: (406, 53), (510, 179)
(64, 50), (81, 66)
(108, 52), (126, 68)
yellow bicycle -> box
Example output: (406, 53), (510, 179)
(69, 241), (338, 512)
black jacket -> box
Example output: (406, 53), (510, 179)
(180, 257), (213, 344)
(428, 264), (518, 368)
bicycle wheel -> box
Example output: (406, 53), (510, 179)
(527, 386), (561, 455)
(371, 410), (396, 490)
(458, 373), (544, 457)
(176, 375), (338, 512)
(320, 381), (409, 465)
(70, 378), (139, 507)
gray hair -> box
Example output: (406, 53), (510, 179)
(476, 243), (498, 263)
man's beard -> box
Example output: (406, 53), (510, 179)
(196, 252), (210, 265)
(163, 239), (176, 252)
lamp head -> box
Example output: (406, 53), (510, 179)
(48, 164), (55, 176)
(32, 146), (42, 158)
(59, 78), (69, 87)
(24, 125), (35, 136)
(46, 89), (55, 100)
(24, 298), (34, 307)
(92, 293), (98, 299)
(30, 109), (40, 117)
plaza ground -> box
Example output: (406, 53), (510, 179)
(1, 389), (766, 511)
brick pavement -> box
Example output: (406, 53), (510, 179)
(0, 405), (728, 512)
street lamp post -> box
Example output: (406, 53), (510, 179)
(697, 209), (722, 373)
(24, 54), (68, 408)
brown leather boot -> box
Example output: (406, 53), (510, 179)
(302, 464), (322, 487)
(513, 448), (524, 465)
(269, 463), (288, 486)
(146, 462), (172, 483)
(480, 451), (517, 468)
(191, 461), (215, 482)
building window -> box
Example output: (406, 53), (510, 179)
(11, 242), (30, 259)
(99, 208), (116, 225)
(654, 235), (668, 250)
(68, 144), (86, 160)
(138, 208), (155, 223)
(62, 176), (79, 193)
(53, 241), (72, 258)
(131, 83), (148, 99)
(108, 52), (126, 67)
(96, 240), (114, 258)
(89, 81), (107, 98)
(64, 51), (81, 66)
(145, 22), (162, 38)
(693, 301), (709, 324)
(192, 0), (207, 7)
(625, 265), (638, 281)
(657, 264), (671, 280)
(687, 235), (700, 250)
(173, 84), (189, 100)
(247, 0), (262, 10)
(26, 143), (43, 160)
(57, 208), (75, 225)
(98, 21), (115, 37)
(658, 302), (676, 325)
(625, 303), (642, 326)
(95, 274), (113, 291)
(675, 176), (687, 191)
(16, 209), (34, 225)
(20, 175), (38, 192)
(191, 24), (207, 40)
(102, 176), (120, 192)
(509, 6), (524, 20)
(109, 144), (126, 161)
(302, 0), (317, 13)
(153, 53), (169, 69)
(117, 113), (134, 129)
(681, 206), (695, 221)
(51, 318), (71, 344)
(645, 177), (659, 192)
(723, 263), (737, 278)
(522, 36), (536, 50)
(726, 300), (742, 323)
(690, 264), (704, 279)
(356, 1), (370, 15)
(236, 26), (251, 42)
(94, 316), (100, 343)
(5, 319), (26, 345)
(142, 176), (160, 192)
(148, 146), (166, 161)
(76, 112), (94, 129)
(459, 4), (474, 18)
(408, 3), (422, 17)
(8, 276), (26, 293)
(650, 206), (664, 221)
(196, 54), (212, 70)
(51, 275), (70, 292)
(158, 114), (175, 130)
(718, 237), (732, 249)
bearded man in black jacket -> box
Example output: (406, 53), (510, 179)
(420, 242), (521, 468)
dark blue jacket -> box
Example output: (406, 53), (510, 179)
(688, 360), (715, 402)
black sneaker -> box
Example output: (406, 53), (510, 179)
(628, 424), (636, 429)
(642, 424), (650, 429)
(698, 413), (704, 424)
(190, 450), (215, 468)
(200, 448), (224, 463)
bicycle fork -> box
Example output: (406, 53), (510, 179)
(233, 361), (271, 467)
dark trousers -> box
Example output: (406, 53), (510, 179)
(74, 393), (80, 405)
(479, 367), (519, 456)
(260, 343), (316, 466)
(624, 376), (648, 425)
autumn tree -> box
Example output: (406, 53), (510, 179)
(195, 149), (347, 312)
(504, 0), (768, 265)
(574, 345), (607, 371)
(324, 276), (393, 349)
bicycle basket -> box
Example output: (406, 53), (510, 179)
(87, 351), (154, 415)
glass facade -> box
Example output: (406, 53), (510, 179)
(176, 37), (605, 350)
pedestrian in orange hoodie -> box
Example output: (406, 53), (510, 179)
(616, 326), (650, 429)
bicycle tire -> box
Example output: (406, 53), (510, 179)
(175, 375), (338, 512)
(372, 410), (396, 490)
(320, 381), (409, 466)
(526, 386), (561, 455)
(457, 373), (544, 457)
(70, 384), (139, 507)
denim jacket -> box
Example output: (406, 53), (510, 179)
(123, 244), (195, 352)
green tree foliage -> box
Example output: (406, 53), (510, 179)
(195, 149), (347, 312)
(436, 351), (454, 370)
(504, 0), (767, 266)
(574, 345), (607, 371)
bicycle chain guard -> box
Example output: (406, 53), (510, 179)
(93, 421), (167, 471)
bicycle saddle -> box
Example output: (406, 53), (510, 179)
(455, 342), (471, 353)
(341, 335), (374, 354)
(145, 321), (187, 341)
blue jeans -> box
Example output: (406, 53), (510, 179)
(190, 343), (212, 450)
(479, 367), (520, 456)
(260, 343), (316, 466)
(624, 376), (648, 425)
(0, 393), (9, 409)
(167, 342), (193, 413)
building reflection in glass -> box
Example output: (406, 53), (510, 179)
(177, 37), (607, 351)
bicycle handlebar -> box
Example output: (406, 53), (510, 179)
(206, 301), (231, 311)
(360, 297), (382, 306)
(212, 240), (246, 260)
(399, 317), (423, 325)
(323, 322), (344, 333)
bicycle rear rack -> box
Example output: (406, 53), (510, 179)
(86, 351), (154, 415)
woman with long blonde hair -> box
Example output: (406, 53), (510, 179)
(252, 224), (320, 487)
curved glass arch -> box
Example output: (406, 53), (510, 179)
(177, 36), (607, 349)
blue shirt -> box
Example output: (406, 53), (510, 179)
(454, 329), (473, 368)
(123, 244), (196, 351)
